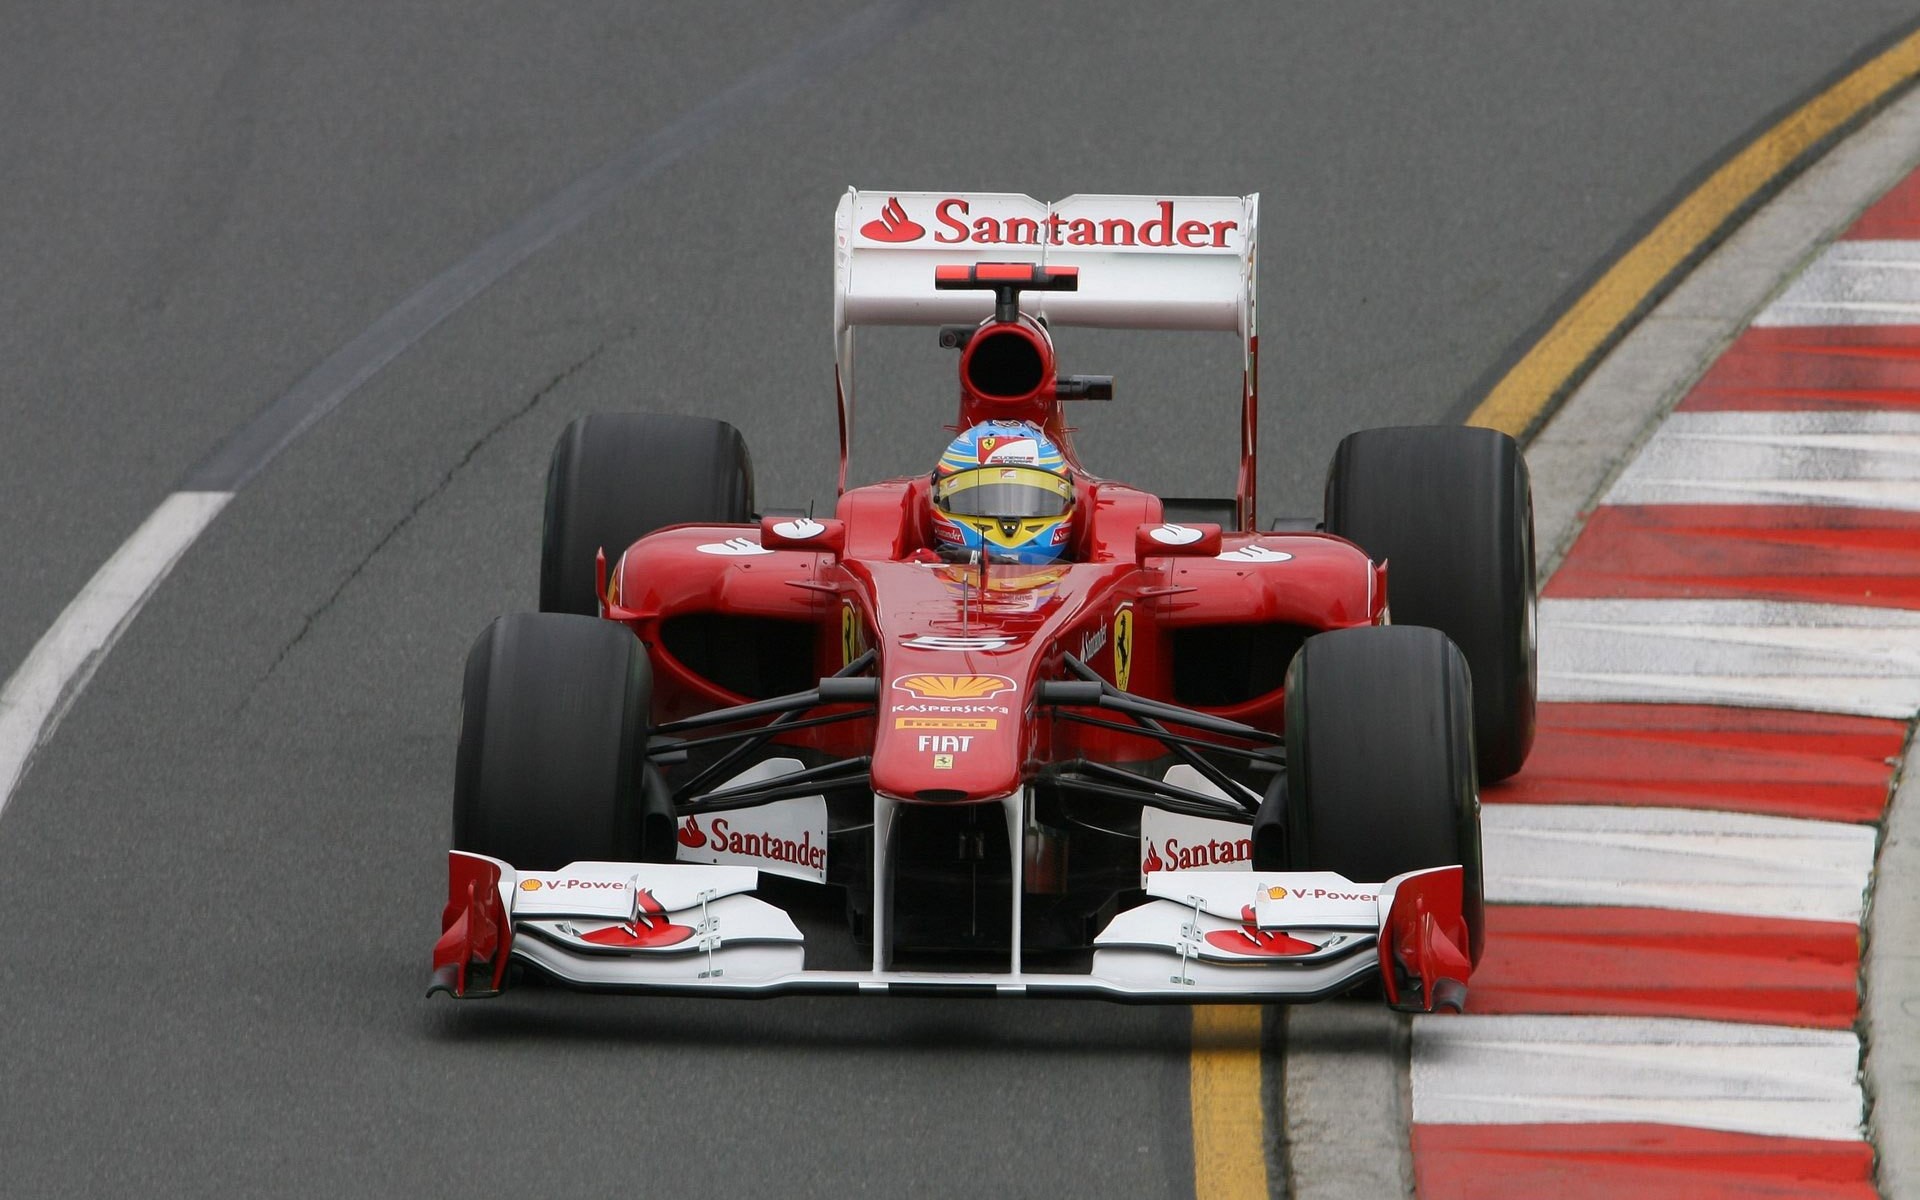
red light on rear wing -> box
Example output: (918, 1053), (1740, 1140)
(935, 262), (1079, 325)
(934, 262), (1080, 289)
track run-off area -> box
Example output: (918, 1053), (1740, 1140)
(5, 5), (1920, 1198)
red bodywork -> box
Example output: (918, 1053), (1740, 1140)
(605, 288), (1381, 806)
(429, 243), (1477, 1010)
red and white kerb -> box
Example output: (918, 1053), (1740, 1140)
(1409, 167), (1920, 1199)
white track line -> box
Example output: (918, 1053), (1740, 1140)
(0, 491), (231, 814)
(1412, 1015), (1864, 1141)
(0, 3), (930, 821)
(1481, 803), (1877, 923)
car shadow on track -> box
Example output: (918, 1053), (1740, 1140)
(420, 991), (1193, 1057)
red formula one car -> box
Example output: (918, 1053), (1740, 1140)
(431, 190), (1536, 1011)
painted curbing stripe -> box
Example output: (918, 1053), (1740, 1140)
(1545, 504), (1920, 608)
(1537, 596), (1920, 717)
(1410, 1123), (1876, 1199)
(1415, 46), (1920, 1200)
(1481, 804), (1876, 924)
(1466, 905), (1860, 1028)
(1840, 167), (1920, 240)
(1603, 409), (1920, 510)
(1755, 239), (1920, 326)
(1541, 662), (1920, 719)
(1679, 325), (1920, 414)
(0, 491), (233, 816)
(1484, 703), (1902, 824)
(1409, 1015), (1864, 1141)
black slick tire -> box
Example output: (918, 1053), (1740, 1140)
(1324, 424), (1536, 781)
(1283, 624), (1483, 963)
(453, 613), (653, 870)
(540, 413), (755, 616)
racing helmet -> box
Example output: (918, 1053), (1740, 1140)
(930, 422), (1076, 564)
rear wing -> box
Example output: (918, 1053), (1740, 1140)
(831, 189), (1260, 522)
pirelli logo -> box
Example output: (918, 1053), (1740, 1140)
(896, 718), (997, 731)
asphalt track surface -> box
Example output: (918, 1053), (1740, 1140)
(2, 4), (1916, 1197)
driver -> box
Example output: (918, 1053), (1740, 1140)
(928, 421), (1077, 564)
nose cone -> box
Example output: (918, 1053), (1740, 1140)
(872, 670), (1025, 802)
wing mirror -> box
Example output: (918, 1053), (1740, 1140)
(1134, 522), (1223, 558)
(760, 515), (846, 556)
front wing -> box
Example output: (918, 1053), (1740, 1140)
(430, 851), (1472, 1011)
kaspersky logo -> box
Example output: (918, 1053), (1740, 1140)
(892, 674), (1016, 701)
(860, 196), (926, 242)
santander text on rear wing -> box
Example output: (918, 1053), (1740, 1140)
(831, 189), (1260, 515)
(834, 191), (1257, 333)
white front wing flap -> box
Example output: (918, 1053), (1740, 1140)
(433, 851), (1464, 1004)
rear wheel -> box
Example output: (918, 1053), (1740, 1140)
(454, 612), (668, 869)
(1324, 424), (1536, 781)
(540, 413), (755, 616)
(1283, 624), (1483, 963)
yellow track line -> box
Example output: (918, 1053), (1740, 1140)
(1468, 26), (1920, 438)
(1191, 1005), (1269, 1198)
(1192, 25), (1920, 1200)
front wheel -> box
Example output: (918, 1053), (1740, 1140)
(453, 612), (671, 869)
(1283, 624), (1483, 963)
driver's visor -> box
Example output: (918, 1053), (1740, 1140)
(934, 466), (1074, 518)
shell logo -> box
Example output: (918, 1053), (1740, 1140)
(520, 879), (543, 892)
(1267, 886), (1288, 900)
(892, 673), (1017, 701)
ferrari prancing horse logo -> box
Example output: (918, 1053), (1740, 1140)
(840, 601), (866, 667)
(1113, 606), (1135, 692)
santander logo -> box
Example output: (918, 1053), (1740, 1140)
(578, 888), (695, 949)
(678, 815), (708, 849)
(860, 196), (926, 243)
(1204, 905), (1318, 958)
